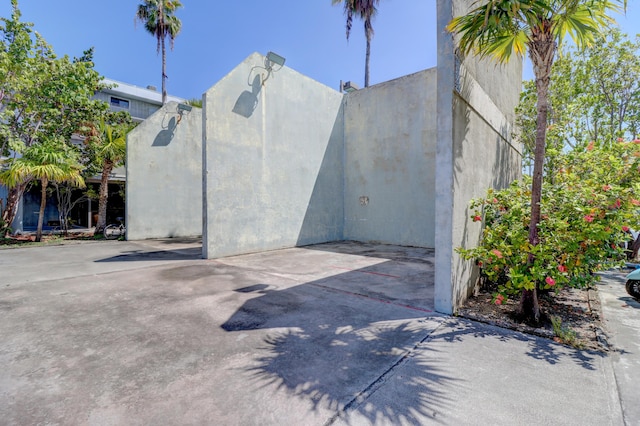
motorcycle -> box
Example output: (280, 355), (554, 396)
(624, 267), (640, 300)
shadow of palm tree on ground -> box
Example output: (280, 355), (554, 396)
(216, 239), (608, 424)
(242, 319), (457, 424)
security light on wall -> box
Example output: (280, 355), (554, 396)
(265, 51), (286, 71)
(177, 103), (192, 113)
(176, 103), (192, 125)
(341, 81), (359, 93)
(261, 51), (286, 86)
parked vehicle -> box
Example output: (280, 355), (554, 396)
(624, 268), (640, 300)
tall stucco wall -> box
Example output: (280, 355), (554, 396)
(435, 0), (523, 314)
(203, 53), (344, 259)
(448, 75), (522, 308)
(126, 102), (203, 240)
(343, 69), (437, 247)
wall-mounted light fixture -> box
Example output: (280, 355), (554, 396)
(261, 51), (286, 86)
(341, 81), (359, 93)
(265, 51), (286, 71)
(176, 102), (193, 124)
(177, 103), (192, 113)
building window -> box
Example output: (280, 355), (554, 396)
(110, 97), (130, 109)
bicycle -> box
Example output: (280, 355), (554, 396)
(103, 217), (126, 240)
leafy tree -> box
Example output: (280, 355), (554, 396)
(51, 98), (132, 235)
(0, 0), (40, 233)
(0, 0), (107, 236)
(135, 0), (182, 104)
(332, 0), (380, 87)
(447, 0), (625, 323)
(0, 138), (84, 242)
(0, 0), (31, 156)
(82, 111), (135, 232)
(517, 27), (640, 172)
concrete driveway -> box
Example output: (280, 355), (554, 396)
(0, 239), (634, 425)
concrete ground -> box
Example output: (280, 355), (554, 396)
(0, 239), (636, 425)
(597, 270), (640, 425)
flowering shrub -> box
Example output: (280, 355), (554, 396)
(459, 140), (640, 304)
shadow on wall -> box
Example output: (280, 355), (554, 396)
(232, 73), (263, 118)
(152, 115), (177, 147)
(296, 104), (345, 246)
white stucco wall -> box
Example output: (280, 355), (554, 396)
(126, 10), (524, 316)
(435, 0), (523, 314)
(343, 69), (438, 247)
(126, 102), (203, 240)
(202, 53), (345, 259)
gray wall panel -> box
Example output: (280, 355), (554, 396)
(126, 102), (203, 240)
(343, 69), (437, 247)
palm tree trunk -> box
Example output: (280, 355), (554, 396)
(1, 184), (25, 237)
(96, 160), (113, 233)
(36, 177), (48, 243)
(365, 36), (371, 87)
(161, 34), (167, 104)
(518, 33), (556, 324)
(527, 76), (550, 253)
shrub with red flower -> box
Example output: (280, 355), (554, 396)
(458, 140), (640, 311)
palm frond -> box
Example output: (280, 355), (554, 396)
(0, 138), (85, 189)
(448, 0), (624, 63)
(135, 0), (182, 52)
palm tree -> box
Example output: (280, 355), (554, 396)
(135, 0), (182, 104)
(447, 0), (625, 322)
(0, 138), (84, 242)
(88, 119), (131, 233)
(333, 0), (380, 87)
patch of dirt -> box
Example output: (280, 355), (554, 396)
(457, 286), (608, 352)
(0, 231), (100, 247)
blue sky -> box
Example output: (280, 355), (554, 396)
(0, 1), (638, 100)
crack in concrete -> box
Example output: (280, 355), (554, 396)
(323, 319), (445, 426)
